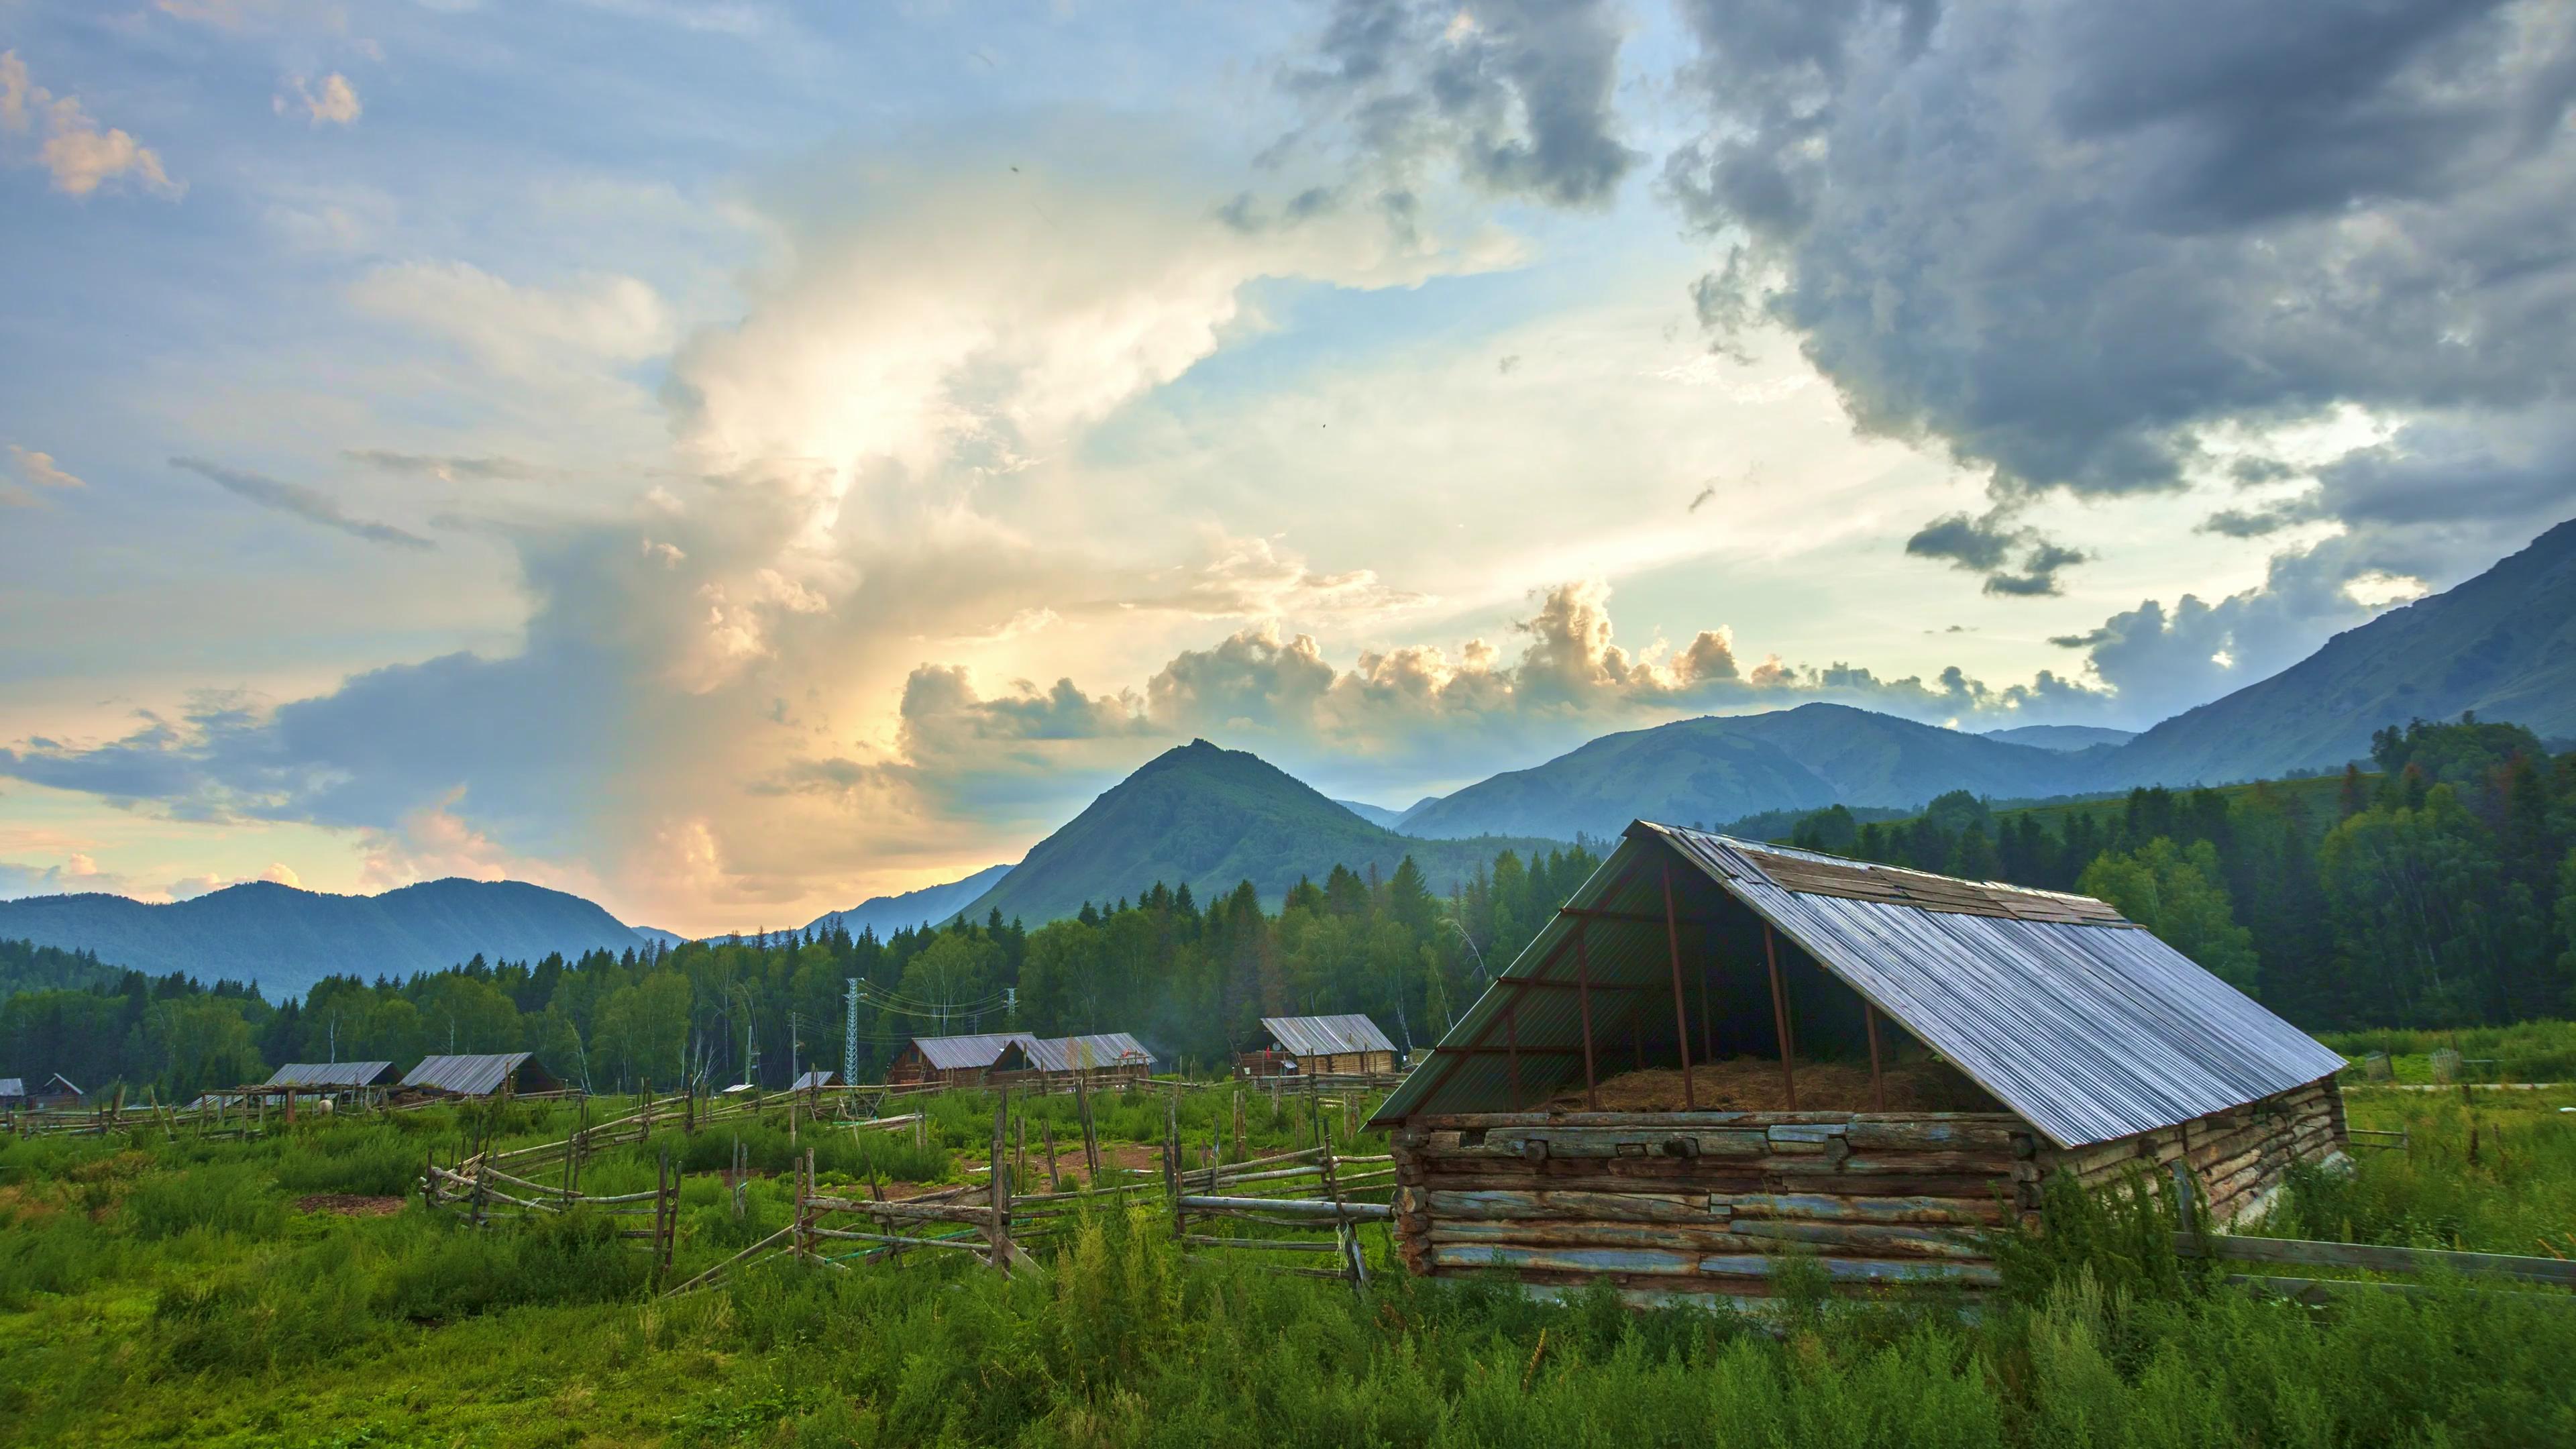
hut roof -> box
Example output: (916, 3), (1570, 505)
(402, 1053), (543, 1097)
(908, 1033), (1030, 1071)
(789, 1070), (837, 1090)
(0, 1078), (22, 1098)
(1260, 1014), (1397, 1059)
(266, 1061), (398, 1089)
(41, 1073), (81, 1096)
(1373, 822), (2345, 1148)
(1038, 1032), (1156, 1071)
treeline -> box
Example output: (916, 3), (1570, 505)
(0, 846), (1602, 1102)
(1790, 714), (2575, 1028)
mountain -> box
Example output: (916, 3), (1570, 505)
(2106, 517), (2576, 786)
(1332, 798), (1411, 830)
(1396, 703), (2098, 841)
(1983, 724), (2136, 752)
(631, 926), (691, 949)
(803, 863), (1014, 938)
(0, 877), (647, 1001)
(961, 739), (1565, 926)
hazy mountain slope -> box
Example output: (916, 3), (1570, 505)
(1983, 724), (2137, 751)
(804, 863), (1014, 938)
(963, 740), (1565, 926)
(2107, 517), (2576, 785)
(1332, 798), (1410, 830)
(0, 878), (647, 1000)
(1398, 704), (2094, 842)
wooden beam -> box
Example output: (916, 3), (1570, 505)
(1664, 863), (1695, 1112)
(1558, 908), (1727, 926)
(1764, 924), (1796, 1111)
(1576, 920), (1598, 1112)
(1864, 1001), (1886, 1113)
(1504, 1004), (1521, 1104)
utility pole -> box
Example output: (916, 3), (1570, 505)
(844, 979), (860, 1087)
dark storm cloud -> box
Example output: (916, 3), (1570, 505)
(1288, 0), (1640, 208)
(170, 456), (434, 549)
(1665, 0), (2576, 590)
(1907, 511), (2090, 596)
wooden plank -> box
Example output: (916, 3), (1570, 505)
(1722, 1191), (2012, 1226)
(1429, 1221), (1755, 1252)
(1722, 1220), (1992, 1260)
(2178, 1234), (2576, 1288)
(1843, 1120), (2028, 1153)
(1426, 1189), (1715, 1223)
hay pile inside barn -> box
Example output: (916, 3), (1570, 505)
(1545, 1055), (2004, 1113)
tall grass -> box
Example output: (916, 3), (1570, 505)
(5, 1087), (2575, 1446)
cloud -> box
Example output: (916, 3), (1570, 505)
(343, 449), (544, 482)
(1, 50), (183, 198)
(7, 445), (85, 491)
(170, 456), (435, 549)
(1665, 0), (2576, 589)
(277, 72), (362, 127)
(1904, 509), (2090, 596)
(0, 851), (120, 900)
(349, 262), (672, 381)
(1281, 0), (1641, 208)
(1687, 484), (1715, 513)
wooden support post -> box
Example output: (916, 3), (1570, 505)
(1763, 924), (1797, 1110)
(1662, 863), (1697, 1111)
(1041, 1118), (1059, 1189)
(1166, 1087), (1184, 1242)
(987, 1086), (1012, 1271)
(1016, 1114), (1026, 1187)
(1504, 1003), (1521, 1105)
(1575, 920), (1599, 1111)
(1232, 1088), (1246, 1167)
(1864, 1000), (1886, 1112)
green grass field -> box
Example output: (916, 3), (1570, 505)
(5, 1082), (2574, 1448)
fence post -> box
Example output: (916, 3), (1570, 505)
(988, 1085), (1014, 1272)
(1166, 1087), (1184, 1243)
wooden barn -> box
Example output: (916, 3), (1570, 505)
(399, 1053), (559, 1098)
(997, 1032), (1159, 1089)
(1371, 822), (2349, 1307)
(885, 1033), (1032, 1088)
(1241, 1014), (1400, 1077)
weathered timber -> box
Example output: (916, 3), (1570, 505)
(1720, 1191), (2013, 1226)
(2177, 1234), (2576, 1289)
(1424, 1189), (1717, 1224)
(1428, 1243), (2002, 1287)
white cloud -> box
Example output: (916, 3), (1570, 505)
(1, 51), (182, 199)
(348, 261), (672, 379)
(277, 72), (362, 127)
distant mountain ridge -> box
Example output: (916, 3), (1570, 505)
(0, 877), (647, 1002)
(803, 863), (1014, 939)
(1984, 724), (2136, 752)
(1395, 704), (2099, 842)
(2102, 517), (2576, 786)
(961, 739), (1568, 926)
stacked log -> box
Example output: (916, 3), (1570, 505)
(1391, 1110), (2037, 1299)
(2027, 1076), (2343, 1227)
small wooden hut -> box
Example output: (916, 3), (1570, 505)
(399, 1053), (559, 1098)
(1371, 822), (2349, 1306)
(30, 1073), (83, 1110)
(1242, 1014), (1399, 1077)
(885, 1034), (1032, 1088)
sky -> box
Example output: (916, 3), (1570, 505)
(2, 0), (2573, 935)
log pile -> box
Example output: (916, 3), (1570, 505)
(1391, 1110), (2039, 1300)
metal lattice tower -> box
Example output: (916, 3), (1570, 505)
(844, 978), (860, 1085)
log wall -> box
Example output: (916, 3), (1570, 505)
(2029, 1075), (2345, 1228)
(1389, 1110), (2039, 1303)
(1390, 1078), (2348, 1303)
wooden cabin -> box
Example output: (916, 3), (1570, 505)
(1371, 822), (2349, 1307)
(1242, 1014), (1400, 1077)
(997, 1033), (1159, 1089)
(30, 1073), (83, 1110)
(886, 1034), (1032, 1088)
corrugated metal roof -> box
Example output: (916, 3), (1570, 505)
(41, 1073), (80, 1096)
(1049, 1032), (1155, 1070)
(0, 1078), (23, 1098)
(266, 1061), (398, 1089)
(1373, 822), (2346, 1148)
(909, 1034), (1028, 1071)
(789, 1070), (837, 1089)
(402, 1053), (536, 1096)
(1262, 1014), (1397, 1059)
